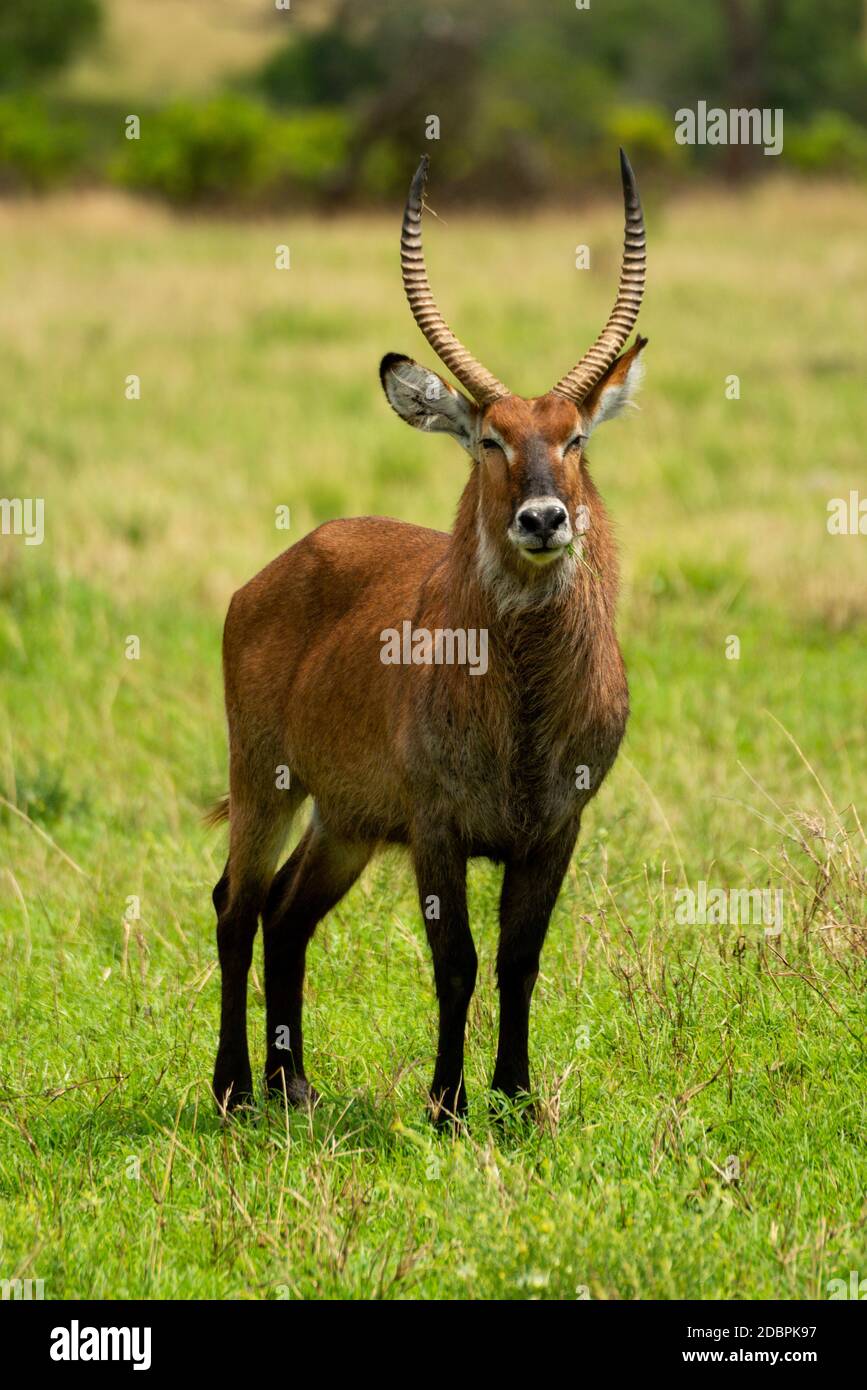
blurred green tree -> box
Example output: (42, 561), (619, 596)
(252, 0), (867, 197)
(0, 0), (101, 88)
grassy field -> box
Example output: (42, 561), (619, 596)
(0, 179), (865, 1300)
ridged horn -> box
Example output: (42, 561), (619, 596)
(552, 149), (647, 404)
(401, 155), (509, 405)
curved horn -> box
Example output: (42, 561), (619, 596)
(552, 149), (647, 404)
(401, 155), (509, 405)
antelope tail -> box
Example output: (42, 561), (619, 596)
(202, 794), (230, 829)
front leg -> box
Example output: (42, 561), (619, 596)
(412, 826), (476, 1127)
(492, 831), (577, 1099)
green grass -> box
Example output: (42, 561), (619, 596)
(0, 180), (865, 1299)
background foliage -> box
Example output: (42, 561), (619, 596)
(1, 0), (867, 202)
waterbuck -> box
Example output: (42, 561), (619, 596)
(210, 151), (647, 1123)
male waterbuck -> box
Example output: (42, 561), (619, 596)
(210, 151), (647, 1123)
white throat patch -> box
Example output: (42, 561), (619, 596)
(475, 515), (578, 618)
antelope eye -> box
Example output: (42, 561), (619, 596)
(566, 435), (585, 452)
(481, 438), (501, 451)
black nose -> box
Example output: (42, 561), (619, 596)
(517, 503), (568, 543)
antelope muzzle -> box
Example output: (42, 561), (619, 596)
(510, 496), (573, 564)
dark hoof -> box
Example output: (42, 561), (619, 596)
(265, 1069), (320, 1109)
(428, 1087), (468, 1132)
(213, 1058), (254, 1115)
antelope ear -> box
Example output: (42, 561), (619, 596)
(580, 334), (648, 437)
(380, 353), (478, 452)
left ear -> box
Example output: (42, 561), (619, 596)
(580, 334), (648, 437)
(379, 353), (479, 453)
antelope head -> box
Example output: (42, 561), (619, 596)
(380, 151), (647, 592)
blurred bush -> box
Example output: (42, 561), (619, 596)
(271, 109), (351, 190)
(257, 29), (383, 109)
(603, 105), (687, 175)
(0, 0), (101, 87)
(786, 112), (867, 177)
(0, 96), (85, 190)
(111, 95), (350, 206)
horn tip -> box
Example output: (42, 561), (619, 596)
(619, 147), (635, 185)
(410, 154), (430, 198)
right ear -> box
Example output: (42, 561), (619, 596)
(379, 353), (478, 453)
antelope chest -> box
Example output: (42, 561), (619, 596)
(410, 666), (627, 854)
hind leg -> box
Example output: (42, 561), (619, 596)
(263, 812), (371, 1104)
(212, 772), (305, 1113)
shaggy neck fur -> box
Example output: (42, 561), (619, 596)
(432, 460), (625, 771)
